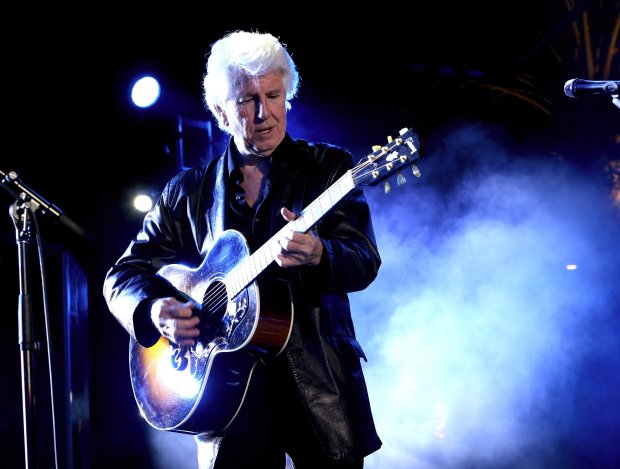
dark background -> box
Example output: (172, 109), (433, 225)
(1, 2), (619, 468)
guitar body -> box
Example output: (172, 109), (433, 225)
(129, 229), (294, 435)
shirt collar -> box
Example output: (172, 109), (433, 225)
(225, 133), (297, 177)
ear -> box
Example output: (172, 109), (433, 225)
(214, 104), (229, 127)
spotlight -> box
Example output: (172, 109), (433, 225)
(131, 76), (161, 108)
(133, 193), (155, 213)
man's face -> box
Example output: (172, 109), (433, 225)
(218, 71), (287, 157)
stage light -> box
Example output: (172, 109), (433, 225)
(131, 76), (161, 108)
(133, 193), (155, 213)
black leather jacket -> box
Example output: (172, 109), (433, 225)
(103, 134), (382, 461)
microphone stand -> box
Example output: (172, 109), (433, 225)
(1, 169), (90, 469)
(9, 198), (39, 469)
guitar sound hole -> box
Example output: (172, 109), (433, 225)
(199, 280), (228, 343)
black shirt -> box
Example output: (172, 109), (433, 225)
(225, 143), (274, 254)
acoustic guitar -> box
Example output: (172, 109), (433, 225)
(129, 127), (422, 435)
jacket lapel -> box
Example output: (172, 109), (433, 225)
(200, 154), (227, 256)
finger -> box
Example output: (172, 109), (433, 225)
(176, 316), (200, 332)
(280, 207), (297, 222)
(163, 318), (200, 346)
(278, 240), (300, 261)
(275, 254), (291, 268)
(162, 316), (177, 332)
(279, 230), (305, 252)
(176, 338), (197, 347)
(161, 299), (196, 319)
(176, 330), (200, 342)
(168, 332), (196, 348)
(174, 301), (197, 318)
(278, 248), (304, 267)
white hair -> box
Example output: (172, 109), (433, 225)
(202, 30), (300, 132)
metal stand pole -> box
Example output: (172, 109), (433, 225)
(10, 200), (40, 469)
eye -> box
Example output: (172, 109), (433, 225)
(237, 96), (254, 105)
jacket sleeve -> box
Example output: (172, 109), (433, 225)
(300, 144), (382, 294)
(102, 169), (204, 347)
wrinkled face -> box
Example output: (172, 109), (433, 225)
(217, 71), (287, 157)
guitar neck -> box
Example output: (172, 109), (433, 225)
(226, 170), (356, 297)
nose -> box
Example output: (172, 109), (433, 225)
(256, 96), (270, 120)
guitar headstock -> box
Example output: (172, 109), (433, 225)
(353, 127), (422, 192)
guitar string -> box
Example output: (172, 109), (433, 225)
(202, 282), (227, 313)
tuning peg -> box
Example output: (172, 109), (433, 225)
(399, 127), (409, 135)
(397, 171), (406, 186)
(384, 180), (391, 194)
(372, 145), (381, 152)
(387, 135), (393, 143)
(412, 164), (421, 177)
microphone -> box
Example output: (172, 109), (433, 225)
(564, 78), (619, 98)
(1, 169), (93, 240)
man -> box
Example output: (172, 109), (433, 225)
(103, 30), (382, 468)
